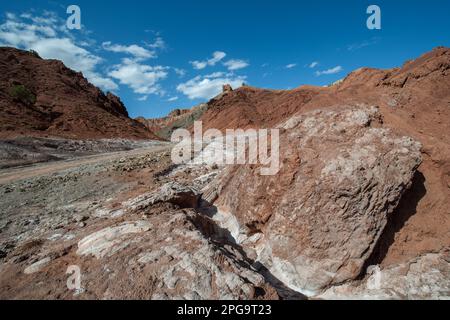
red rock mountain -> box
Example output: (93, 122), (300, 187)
(136, 103), (208, 140)
(137, 108), (193, 133)
(200, 47), (450, 138)
(0, 47), (159, 140)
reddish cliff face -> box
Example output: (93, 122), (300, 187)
(0, 47), (159, 140)
(199, 85), (325, 131)
(136, 109), (193, 133)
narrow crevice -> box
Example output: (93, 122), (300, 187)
(192, 201), (307, 300)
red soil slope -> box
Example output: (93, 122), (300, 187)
(0, 47), (159, 140)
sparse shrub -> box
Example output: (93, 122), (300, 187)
(9, 84), (36, 105)
(29, 49), (41, 59)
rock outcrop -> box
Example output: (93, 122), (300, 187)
(318, 251), (450, 300)
(209, 105), (422, 294)
(72, 183), (281, 299)
(125, 182), (202, 211)
(74, 209), (279, 300)
(195, 47), (450, 298)
(222, 84), (233, 93)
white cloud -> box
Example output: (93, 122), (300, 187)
(190, 61), (207, 70)
(177, 74), (246, 100)
(285, 63), (297, 69)
(6, 13), (16, 20)
(167, 96), (179, 102)
(147, 37), (166, 50)
(0, 18), (57, 44)
(108, 59), (168, 95)
(102, 41), (155, 60)
(190, 51), (226, 70)
(0, 11), (118, 91)
(204, 72), (226, 78)
(174, 68), (186, 77)
(315, 66), (343, 76)
(209, 51), (226, 64)
(19, 13), (32, 19)
(88, 77), (118, 91)
(138, 96), (148, 101)
(347, 38), (380, 51)
(309, 61), (319, 68)
(224, 59), (249, 71)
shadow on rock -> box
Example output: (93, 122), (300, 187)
(193, 200), (307, 300)
(362, 170), (427, 271)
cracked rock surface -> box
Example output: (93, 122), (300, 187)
(211, 106), (425, 295)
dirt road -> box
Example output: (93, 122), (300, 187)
(0, 143), (171, 185)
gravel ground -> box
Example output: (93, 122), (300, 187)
(0, 137), (165, 169)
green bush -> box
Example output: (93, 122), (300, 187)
(9, 85), (36, 105)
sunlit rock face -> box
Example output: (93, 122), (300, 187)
(211, 105), (422, 295)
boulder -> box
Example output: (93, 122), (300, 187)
(211, 105), (422, 294)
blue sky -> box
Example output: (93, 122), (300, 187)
(1, 0), (449, 118)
